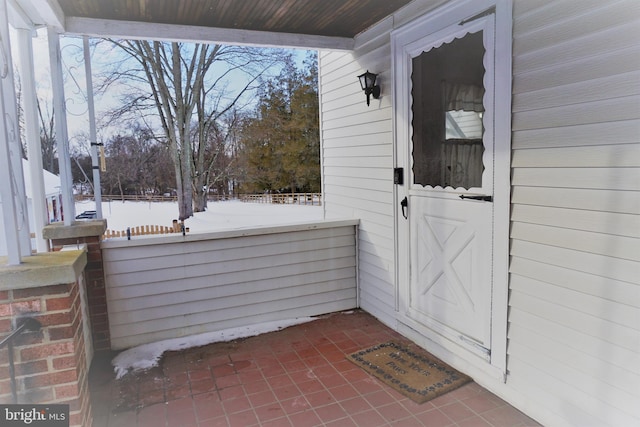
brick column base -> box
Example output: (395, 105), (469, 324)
(0, 250), (92, 427)
(44, 220), (111, 353)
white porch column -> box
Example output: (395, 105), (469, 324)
(17, 28), (49, 252)
(0, 83), (21, 264)
(83, 36), (102, 219)
(47, 27), (76, 226)
(0, 0), (31, 262)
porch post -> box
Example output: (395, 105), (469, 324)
(47, 28), (76, 226)
(0, 86), (21, 265)
(17, 28), (50, 253)
(83, 36), (103, 219)
(0, 0), (31, 263)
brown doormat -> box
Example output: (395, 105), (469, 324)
(347, 341), (471, 404)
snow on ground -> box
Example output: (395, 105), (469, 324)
(112, 317), (317, 378)
(75, 199), (323, 234)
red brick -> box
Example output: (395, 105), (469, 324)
(86, 277), (105, 287)
(34, 312), (73, 327)
(0, 300), (42, 317)
(0, 290), (8, 301)
(85, 259), (103, 269)
(85, 270), (104, 281)
(20, 341), (74, 361)
(45, 295), (74, 311)
(52, 355), (76, 370)
(49, 326), (75, 341)
(54, 383), (80, 400)
(90, 314), (108, 324)
(0, 379), (12, 395)
(15, 360), (49, 376)
(12, 284), (70, 299)
(68, 411), (84, 427)
(86, 251), (103, 262)
(14, 330), (44, 346)
(23, 369), (78, 389)
(87, 291), (104, 302)
(0, 318), (10, 333)
(0, 303), (10, 317)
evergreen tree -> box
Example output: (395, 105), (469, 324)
(239, 53), (320, 194)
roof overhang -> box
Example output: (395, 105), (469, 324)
(10, 0), (416, 50)
(64, 17), (355, 50)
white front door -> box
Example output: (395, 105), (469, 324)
(394, 8), (499, 361)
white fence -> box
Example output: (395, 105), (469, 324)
(240, 193), (321, 205)
(101, 220), (358, 349)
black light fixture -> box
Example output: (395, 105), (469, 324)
(357, 70), (380, 106)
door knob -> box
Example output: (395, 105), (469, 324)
(400, 197), (408, 219)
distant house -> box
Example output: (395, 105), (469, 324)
(0, 159), (61, 255)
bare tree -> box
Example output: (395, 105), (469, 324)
(38, 100), (57, 174)
(102, 40), (284, 220)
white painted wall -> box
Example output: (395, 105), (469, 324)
(320, 1), (639, 426)
(320, 31), (396, 328)
(102, 220), (358, 349)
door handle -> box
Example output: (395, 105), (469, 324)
(459, 194), (492, 202)
(400, 197), (408, 219)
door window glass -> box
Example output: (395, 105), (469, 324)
(411, 31), (485, 189)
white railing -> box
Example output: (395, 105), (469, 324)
(240, 193), (321, 205)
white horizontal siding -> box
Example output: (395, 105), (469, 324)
(509, 1), (640, 426)
(102, 221), (358, 349)
(318, 2), (639, 426)
(320, 43), (397, 327)
(512, 186), (640, 214)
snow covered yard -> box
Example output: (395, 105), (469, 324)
(75, 199), (324, 235)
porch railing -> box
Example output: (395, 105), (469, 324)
(75, 193), (322, 205)
(240, 193), (321, 205)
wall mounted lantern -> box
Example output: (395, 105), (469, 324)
(357, 70), (380, 106)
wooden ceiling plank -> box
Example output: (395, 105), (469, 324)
(52, 0), (414, 39)
(257, 0), (293, 30)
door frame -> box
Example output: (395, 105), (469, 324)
(392, 0), (512, 380)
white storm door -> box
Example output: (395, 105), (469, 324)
(399, 13), (496, 358)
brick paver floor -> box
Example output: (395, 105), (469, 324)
(90, 310), (541, 426)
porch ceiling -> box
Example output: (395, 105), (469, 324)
(15, 0), (415, 49)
